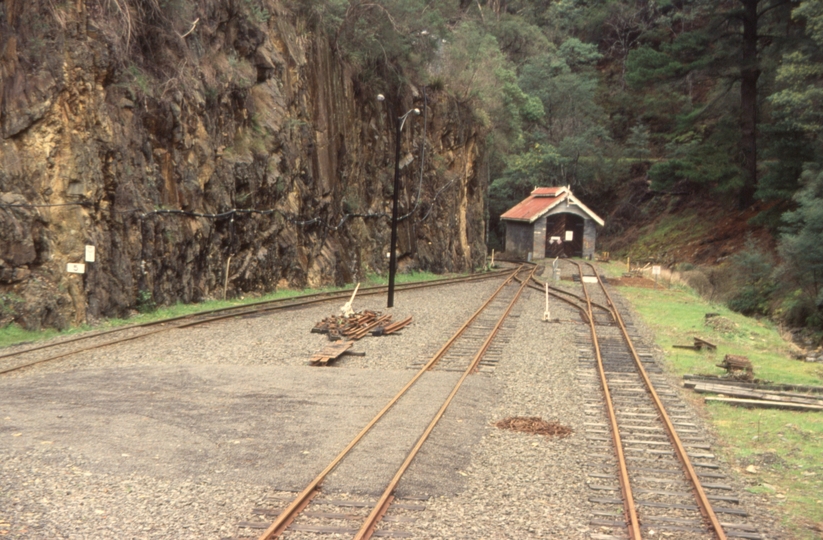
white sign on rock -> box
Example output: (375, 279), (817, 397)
(67, 263), (86, 274)
(85, 245), (96, 262)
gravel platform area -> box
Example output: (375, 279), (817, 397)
(0, 267), (785, 539)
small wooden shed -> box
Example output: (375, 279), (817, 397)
(500, 186), (604, 260)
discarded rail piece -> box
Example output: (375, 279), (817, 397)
(372, 316), (413, 336)
(312, 311), (412, 341)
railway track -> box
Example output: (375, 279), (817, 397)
(573, 261), (763, 540)
(0, 269), (514, 376)
(231, 265), (537, 540)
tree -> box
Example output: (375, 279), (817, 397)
(625, 0), (794, 208)
(771, 0), (823, 328)
(778, 165), (823, 327)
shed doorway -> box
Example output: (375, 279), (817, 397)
(545, 214), (584, 258)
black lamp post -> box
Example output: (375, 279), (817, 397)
(378, 94), (419, 308)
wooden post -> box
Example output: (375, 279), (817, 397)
(542, 283), (551, 322)
(223, 255), (232, 300)
(341, 283), (360, 316)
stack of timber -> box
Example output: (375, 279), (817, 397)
(684, 377), (823, 411)
(371, 316), (413, 336)
(311, 310), (412, 341)
(308, 311), (413, 366)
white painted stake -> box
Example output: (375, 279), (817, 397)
(223, 255), (232, 300)
(542, 283), (551, 322)
(490, 249), (495, 268)
(341, 282), (360, 317)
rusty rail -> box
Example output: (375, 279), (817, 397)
(1, 268), (517, 375)
(573, 261), (642, 539)
(354, 265), (538, 539)
(256, 267), (526, 540)
(586, 262), (727, 540)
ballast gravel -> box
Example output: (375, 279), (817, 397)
(0, 266), (786, 539)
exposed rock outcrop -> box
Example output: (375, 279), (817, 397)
(0, 1), (487, 329)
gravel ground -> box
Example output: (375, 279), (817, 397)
(0, 266), (786, 539)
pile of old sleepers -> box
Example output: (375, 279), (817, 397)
(684, 375), (823, 411)
(311, 310), (413, 341)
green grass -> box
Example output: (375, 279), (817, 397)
(0, 270), (450, 350)
(615, 279), (823, 538)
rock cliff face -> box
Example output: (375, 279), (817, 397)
(0, 0), (487, 330)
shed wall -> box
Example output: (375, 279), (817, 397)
(504, 222), (534, 259)
(583, 219), (596, 258)
(532, 218), (546, 259)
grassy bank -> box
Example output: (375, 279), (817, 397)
(610, 270), (823, 538)
(0, 270), (446, 350)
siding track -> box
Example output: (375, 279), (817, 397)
(573, 261), (764, 540)
(0, 270), (514, 375)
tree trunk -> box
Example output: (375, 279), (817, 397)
(739, 0), (760, 209)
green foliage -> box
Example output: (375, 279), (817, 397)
(648, 117), (741, 192)
(727, 240), (777, 317)
(626, 122), (650, 160)
(778, 165), (823, 328)
(488, 14), (551, 65)
(136, 289), (157, 314)
(242, 0), (271, 23)
(289, 0), (451, 86)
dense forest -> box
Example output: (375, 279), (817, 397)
(284, 0), (822, 331)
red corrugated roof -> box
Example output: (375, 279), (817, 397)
(500, 186), (604, 225)
(500, 192), (566, 221)
(531, 187), (565, 197)
(500, 187), (568, 221)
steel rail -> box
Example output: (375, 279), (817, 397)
(1, 270), (517, 376)
(587, 262), (728, 540)
(354, 265), (538, 540)
(257, 267), (526, 540)
(574, 261), (642, 539)
(518, 279), (590, 323)
(529, 276), (613, 317)
(0, 269), (514, 362)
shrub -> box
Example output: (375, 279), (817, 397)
(726, 239), (776, 317)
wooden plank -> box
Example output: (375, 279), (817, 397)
(684, 375), (823, 394)
(705, 396), (823, 411)
(309, 340), (354, 365)
(694, 383), (823, 406)
(694, 337), (717, 350)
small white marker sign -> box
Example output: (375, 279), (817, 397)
(565, 230), (574, 241)
(67, 263), (86, 274)
(652, 265), (661, 276)
(85, 245), (96, 262)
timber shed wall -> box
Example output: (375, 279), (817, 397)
(583, 219), (596, 259)
(505, 222), (534, 260)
